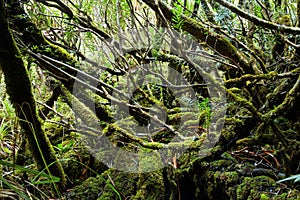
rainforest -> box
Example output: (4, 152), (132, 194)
(0, 0), (299, 199)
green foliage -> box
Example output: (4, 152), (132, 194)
(0, 176), (32, 200)
(54, 139), (75, 153)
(0, 159), (62, 199)
(172, 3), (185, 30)
(25, 119), (63, 195)
(0, 118), (12, 154)
(0, 163), (58, 198)
(1, 98), (16, 120)
(254, 5), (262, 18)
(0, 119), (10, 139)
(199, 98), (211, 128)
(0, 98), (17, 156)
(0, 160), (60, 185)
(214, 7), (234, 33)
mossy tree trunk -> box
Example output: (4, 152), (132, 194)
(0, 0), (66, 190)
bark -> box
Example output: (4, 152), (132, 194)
(0, 0), (66, 190)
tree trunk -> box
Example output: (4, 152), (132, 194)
(0, 0), (66, 190)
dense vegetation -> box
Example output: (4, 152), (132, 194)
(0, 0), (299, 199)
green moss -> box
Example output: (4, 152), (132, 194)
(138, 148), (164, 172)
(227, 90), (262, 118)
(62, 86), (102, 130)
(221, 129), (237, 141)
(60, 146), (108, 184)
(68, 169), (140, 200)
(276, 15), (291, 26)
(66, 176), (107, 200)
(112, 149), (139, 172)
(236, 176), (276, 200)
(100, 170), (139, 200)
(45, 41), (77, 66)
(260, 193), (270, 200)
(128, 148), (165, 199)
(134, 171), (165, 200)
(236, 137), (254, 145)
(205, 170), (240, 199)
(274, 190), (300, 199)
(43, 122), (65, 145)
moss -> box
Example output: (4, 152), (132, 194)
(134, 171), (165, 200)
(61, 146), (107, 185)
(131, 148), (165, 199)
(205, 170), (240, 199)
(276, 15), (291, 26)
(100, 170), (139, 200)
(220, 129), (237, 142)
(45, 41), (77, 66)
(227, 89), (262, 118)
(221, 152), (238, 163)
(138, 148), (164, 172)
(103, 123), (166, 150)
(236, 137), (255, 146)
(226, 71), (279, 84)
(67, 169), (139, 200)
(210, 160), (232, 170)
(236, 176), (276, 200)
(112, 149), (139, 172)
(43, 122), (66, 145)
(260, 193), (270, 200)
(66, 176), (107, 200)
(274, 189), (300, 199)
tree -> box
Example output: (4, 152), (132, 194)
(0, 0), (66, 192)
(1, 0), (299, 199)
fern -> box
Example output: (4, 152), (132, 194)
(171, 3), (185, 30)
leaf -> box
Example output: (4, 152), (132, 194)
(0, 176), (31, 200)
(0, 160), (60, 183)
(277, 174), (300, 183)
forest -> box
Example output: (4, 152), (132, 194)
(0, 0), (299, 199)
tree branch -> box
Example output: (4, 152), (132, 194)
(262, 74), (300, 121)
(141, 0), (253, 74)
(215, 0), (300, 34)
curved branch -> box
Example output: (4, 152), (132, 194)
(215, 0), (300, 34)
(35, 0), (74, 18)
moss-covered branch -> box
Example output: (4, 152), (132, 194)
(262, 74), (300, 121)
(226, 68), (300, 85)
